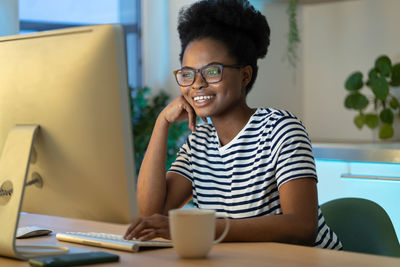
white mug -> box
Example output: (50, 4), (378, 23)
(169, 209), (230, 258)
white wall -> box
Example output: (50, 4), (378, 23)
(0, 0), (19, 36)
(142, 0), (400, 142)
(302, 0), (400, 141)
(247, 2), (304, 118)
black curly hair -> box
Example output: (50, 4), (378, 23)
(177, 0), (270, 94)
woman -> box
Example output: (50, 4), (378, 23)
(125, 0), (341, 249)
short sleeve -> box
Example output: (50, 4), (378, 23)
(168, 137), (194, 182)
(271, 115), (317, 188)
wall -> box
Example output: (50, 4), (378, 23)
(249, 2), (304, 118)
(0, 0), (19, 36)
(302, 0), (400, 142)
(142, 0), (400, 142)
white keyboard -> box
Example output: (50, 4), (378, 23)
(56, 231), (172, 252)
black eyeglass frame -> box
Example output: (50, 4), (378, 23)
(173, 62), (243, 87)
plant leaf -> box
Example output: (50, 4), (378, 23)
(366, 68), (378, 87)
(391, 63), (400, 86)
(379, 123), (394, 139)
(285, 0), (300, 68)
(365, 114), (379, 129)
(345, 72), (363, 91)
(380, 108), (394, 124)
(390, 96), (400, 109)
(369, 76), (389, 101)
(344, 93), (369, 110)
(344, 94), (353, 109)
(368, 68), (378, 79)
(375, 55), (392, 77)
(354, 114), (365, 129)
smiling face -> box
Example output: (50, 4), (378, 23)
(180, 38), (251, 119)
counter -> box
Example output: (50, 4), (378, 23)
(312, 142), (400, 163)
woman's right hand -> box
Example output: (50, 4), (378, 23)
(124, 214), (170, 241)
(160, 95), (197, 131)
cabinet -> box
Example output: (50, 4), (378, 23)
(315, 159), (400, 240)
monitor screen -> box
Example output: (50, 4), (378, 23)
(0, 24), (138, 223)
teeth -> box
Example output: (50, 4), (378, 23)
(194, 95), (214, 102)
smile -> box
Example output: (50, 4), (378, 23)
(193, 95), (215, 102)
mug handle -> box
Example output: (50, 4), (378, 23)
(213, 217), (230, 244)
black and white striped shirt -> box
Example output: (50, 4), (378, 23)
(169, 108), (342, 249)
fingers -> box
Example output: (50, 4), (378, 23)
(136, 229), (157, 241)
(124, 217), (141, 238)
(160, 95), (201, 131)
(180, 103), (196, 132)
(125, 218), (153, 240)
(178, 95), (197, 131)
(124, 214), (170, 241)
(162, 96), (195, 127)
(138, 228), (170, 241)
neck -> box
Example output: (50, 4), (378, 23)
(211, 105), (255, 146)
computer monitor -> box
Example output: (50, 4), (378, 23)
(0, 24), (138, 224)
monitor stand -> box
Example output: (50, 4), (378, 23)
(0, 125), (69, 260)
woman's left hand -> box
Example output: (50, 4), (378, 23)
(124, 214), (170, 241)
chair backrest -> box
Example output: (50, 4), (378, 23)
(321, 197), (400, 257)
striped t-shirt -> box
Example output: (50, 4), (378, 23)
(168, 108), (342, 249)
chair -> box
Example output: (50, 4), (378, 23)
(321, 197), (400, 257)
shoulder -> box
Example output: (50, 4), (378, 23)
(253, 108), (309, 144)
(252, 108), (304, 132)
(255, 108), (300, 122)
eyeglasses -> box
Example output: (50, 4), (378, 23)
(173, 62), (242, 87)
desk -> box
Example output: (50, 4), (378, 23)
(2, 213), (400, 266)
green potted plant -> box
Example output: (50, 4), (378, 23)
(344, 55), (400, 139)
(285, 0), (300, 69)
(130, 87), (190, 175)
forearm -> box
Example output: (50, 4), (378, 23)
(216, 214), (317, 246)
(137, 115), (170, 216)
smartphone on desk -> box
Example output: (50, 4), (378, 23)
(28, 251), (119, 267)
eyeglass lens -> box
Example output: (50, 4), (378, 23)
(176, 64), (222, 86)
